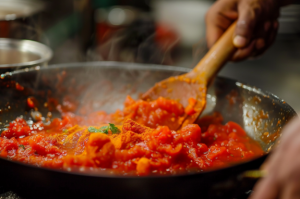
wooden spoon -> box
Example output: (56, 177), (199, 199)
(142, 22), (237, 130)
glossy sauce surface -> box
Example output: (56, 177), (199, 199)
(0, 96), (264, 176)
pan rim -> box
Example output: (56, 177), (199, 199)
(0, 38), (53, 68)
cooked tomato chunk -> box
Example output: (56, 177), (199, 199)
(0, 96), (264, 176)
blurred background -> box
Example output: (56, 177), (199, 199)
(1, 0), (300, 111)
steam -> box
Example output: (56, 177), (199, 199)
(88, 35), (127, 62)
(87, 21), (180, 65)
(136, 33), (179, 65)
(192, 38), (208, 66)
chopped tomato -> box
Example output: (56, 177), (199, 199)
(27, 97), (36, 108)
(185, 98), (197, 115)
(0, 96), (264, 176)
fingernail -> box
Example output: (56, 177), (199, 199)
(264, 21), (271, 32)
(233, 35), (247, 48)
(256, 39), (265, 50)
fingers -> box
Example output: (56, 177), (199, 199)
(206, 23), (225, 49)
(277, 133), (300, 199)
(251, 118), (300, 199)
(253, 21), (270, 52)
(274, 117), (300, 154)
(251, 20), (279, 58)
(254, 172), (300, 199)
(205, 0), (280, 61)
(266, 20), (279, 48)
(230, 0), (280, 61)
(281, 179), (300, 199)
(249, 174), (280, 199)
(233, 0), (261, 48)
(231, 40), (256, 61)
(262, 118), (300, 175)
(231, 19), (279, 61)
(205, 0), (238, 48)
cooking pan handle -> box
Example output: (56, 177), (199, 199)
(242, 170), (266, 179)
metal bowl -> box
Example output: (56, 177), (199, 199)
(0, 0), (44, 21)
(0, 0), (45, 41)
(0, 38), (52, 70)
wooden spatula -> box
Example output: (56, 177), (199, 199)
(142, 22), (237, 130)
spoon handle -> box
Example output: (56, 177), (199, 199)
(190, 21), (237, 83)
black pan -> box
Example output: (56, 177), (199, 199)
(0, 62), (296, 199)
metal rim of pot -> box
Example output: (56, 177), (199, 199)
(0, 0), (45, 21)
(0, 38), (53, 69)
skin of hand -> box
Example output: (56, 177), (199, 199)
(205, 0), (288, 61)
(249, 117), (300, 199)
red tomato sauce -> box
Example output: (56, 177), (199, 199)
(0, 96), (264, 176)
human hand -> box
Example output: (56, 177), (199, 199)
(250, 117), (300, 199)
(205, 0), (283, 61)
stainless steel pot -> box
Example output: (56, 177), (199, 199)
(0, 38), (52, 71)
(0, 0), (45, 40)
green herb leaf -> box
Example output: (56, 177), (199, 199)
(88, 127), (100, 133)
(88, 124), (120, 134)
(213, 137), (216, 140)
(230, 154), (234, 157)
(99, 126), (109, 134)
(63, 129), (68, 133)
(88, 126), (109, 134)
(109, 123), (120, 134)
(19, 145), (25, 150)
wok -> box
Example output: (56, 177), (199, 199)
(0, 62), (296, 199)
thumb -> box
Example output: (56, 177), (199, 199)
(233, 1), (260, 48)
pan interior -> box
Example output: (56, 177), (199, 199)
(0, 62), (296, 156)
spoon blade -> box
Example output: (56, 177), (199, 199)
(142, 76), (207, 130)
